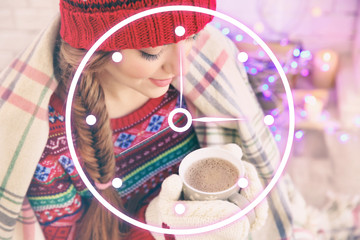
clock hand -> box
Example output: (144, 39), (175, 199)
(193, 117), (246, 123)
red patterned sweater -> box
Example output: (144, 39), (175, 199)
(26, 87), (200, 239)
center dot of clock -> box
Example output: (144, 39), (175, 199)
(168, 108), (192, 133)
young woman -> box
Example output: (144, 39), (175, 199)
(2, 0), (340, 240)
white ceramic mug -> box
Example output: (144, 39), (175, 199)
(179, 146), (245, 201)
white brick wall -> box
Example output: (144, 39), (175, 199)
(0, 0), (58, 71)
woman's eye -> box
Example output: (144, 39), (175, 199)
(140, 51), (160, 61)
(187, 33), (199, 41)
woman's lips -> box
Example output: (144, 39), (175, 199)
(149, 78), (173, 87)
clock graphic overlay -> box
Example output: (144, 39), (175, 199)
(64, 6), (295, 235)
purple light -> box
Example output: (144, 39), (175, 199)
(268, 76), (275, 83)
(291, 61), (298, 69)
(300, 69), (310, 77)
(293, 49), (300, 57)
(280, 38), (289, 46)
(339, 134), (349, 143)
(263, 90), (272, 98)
(295, 130), (304, 139)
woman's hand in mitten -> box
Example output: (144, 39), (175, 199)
(145, 174), (250, 240)
(220, 144), (269, 231)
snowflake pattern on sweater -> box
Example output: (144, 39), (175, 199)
(26, 87), (200, 240)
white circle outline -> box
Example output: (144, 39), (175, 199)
(168, 108), (192, 132)
(65, 5), (295, 235)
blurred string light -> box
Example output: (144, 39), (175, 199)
(293, 48), (301, 57)
(262, 84), (269, 91)
(271, 109), (279, 116)
(295, 130), (304, 140)
(301, 69), (310, 77)
(339, 133), (349, 143)
(304, 95), (317, 104)
(235, 34), (244, 41)
(270, 126), (277, 132)
(300, 50), (312, 59)
(311, 7), (323, 17)
(322, 52), (332, 62)
(275, 134), (281, 142)
(355, 116), (360, 127)
(214, 21), (221, 29)
(263, 90), (272, 98)
(222, 27), (230, 35)
(258, 50), (265, 58)
(300, 110), (307, 118)
(321, 64), (330, 72)
(253, 22), (265, 33)
(268, 76), (275, 83)
(250, 68), (258, 75)
(291, 61), (298, 69)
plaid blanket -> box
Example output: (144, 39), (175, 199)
(0, 15), (354, 240)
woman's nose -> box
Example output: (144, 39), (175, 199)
(161, 42), (185, 76)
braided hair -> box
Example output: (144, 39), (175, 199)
(54, 38), (128, 240)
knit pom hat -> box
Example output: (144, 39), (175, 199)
(60, 0), (216, 51)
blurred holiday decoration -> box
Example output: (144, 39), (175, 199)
(233, 40), (313, 115)
(312, 50), (339, 88)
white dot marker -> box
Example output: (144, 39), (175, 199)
(237, 52), (249, 63)
(86, 115), (96, 125)
(175, 26), (186, 37)
(112, 178), (123, 188)
(112, 52), (123, 63)
(238, 178), (248, 188)
(263, 115), (275, 126)
(174, 203), (186, 215)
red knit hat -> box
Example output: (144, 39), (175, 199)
(60, 0), (216, 51)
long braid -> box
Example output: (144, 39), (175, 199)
(54, 39), (128, 239)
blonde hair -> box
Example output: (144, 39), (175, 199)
(54, 39), (128, 240)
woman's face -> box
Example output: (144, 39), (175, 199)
(99, 37), (196, 100)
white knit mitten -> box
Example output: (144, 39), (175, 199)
(145, 174), (250, 240)
(219, 144), (269, 231)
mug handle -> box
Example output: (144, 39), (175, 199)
(228, 193), (256, 225)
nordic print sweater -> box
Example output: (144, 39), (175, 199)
(26, 86), (200, 239)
